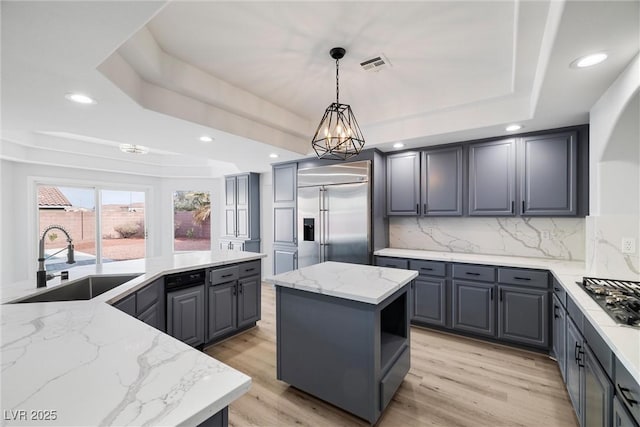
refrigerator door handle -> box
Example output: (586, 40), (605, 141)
(318, 189), (323, 263)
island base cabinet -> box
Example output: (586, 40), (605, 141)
(198, 406), (228, 427)
(167, 285), (205, 347)
(412, 278), (447, 327)
(452, 280), (495, 337)
(497, 286), (548, 348)
(276, 285), (410, 424)
(207, 282), (237, 342)
(238, 275), (261, 328)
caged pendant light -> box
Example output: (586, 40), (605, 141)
(311, 47), (365, 160)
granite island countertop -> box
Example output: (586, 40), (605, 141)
(374, 248), (639, 384)
(1, 251), (266, 426)
(264, 261), (418, 304)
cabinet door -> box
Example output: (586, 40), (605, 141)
(224, 176), (237, 236)
(113, 293), (136, 317)
(452, 280), (495, 337)
(207, 282), (237, 342)
(584, 344), (613, 427)
(412, 278), (447, 327)
(497, 285), (548, 348)
(167, 286), (205, 347)
(613, 395), (637, 427)
(138, 303), (161, 330)
(566, 317), (585, 425)
(236, 174), (249, 239)
(468, 139), (516, 216)
(273, 247), (297, 275)
(422, 147), (462, 216)
(273, 163), (297, 245)
(238, 275), (261, 328)
(521, 131), (577, 215)
(386, 151), (420, 215)
(553, 295), (567, 382)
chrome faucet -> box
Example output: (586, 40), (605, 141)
(37, 225), (75, 288)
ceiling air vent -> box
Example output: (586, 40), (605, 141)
(360, 54), (391, 72)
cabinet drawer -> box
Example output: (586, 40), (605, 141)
(615, 358), (640, 424)
(453, 264), (495, 282)
(498, 268), (548, 289)
(409, 260), (446, 277)
(380, 345), (410, 411)
(552, 277), (566, 307)
(136, 280), (160, 314)
(584, 321), (613, 379)
(376, 257), (408, 269)
(239, 260), (261, 278)
(210, 266), (239, 285)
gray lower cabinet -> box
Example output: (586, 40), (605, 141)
(113, 278), (164, 332)
(412, 278), (447, 327)
(167, 285), (205, 347)
(497, 285), (548, 348)
(613, 395), (637, 427)
(520, 131), (577, 216)
(273, 246), (297, 275)
(553, 294), (567, 382)
(421, 146), (463, 216)
(468, 139), (516, 216)
(584, 344), (613, 427)
(386, 151), (420, 215)
(615, 358), (640, 426)
(566, 316), (585, 425)
(238, 275), (261, 328)
(452, 280), (495, 337)
(207, 282), (237, 342)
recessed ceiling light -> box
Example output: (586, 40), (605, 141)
(505, 124), (522, 132)
(571, 52), (608, 68)
(393, 142), (405, 149)
(119, 144), (149, 154)
(269, 153), (279, 159)
(65, 93), (96, 104)
(199, 136), (214, 142)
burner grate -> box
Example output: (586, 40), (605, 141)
(581, 277), (640, 327)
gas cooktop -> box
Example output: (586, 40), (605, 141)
(580, 277), (640, 328)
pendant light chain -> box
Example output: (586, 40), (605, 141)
(335, 58), (340, 104)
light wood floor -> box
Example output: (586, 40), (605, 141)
(205, 284), (578, 427)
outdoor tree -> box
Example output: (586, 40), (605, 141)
(173, 191), (211, 224)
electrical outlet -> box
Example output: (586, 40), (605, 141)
(622, 237), (636, 254)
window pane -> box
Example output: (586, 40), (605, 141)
(173, 191), (211, 251)
(38, 185), (96, 271)
(100, 190), (145, 262)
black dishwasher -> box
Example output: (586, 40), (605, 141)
(165, 270), (206, 347)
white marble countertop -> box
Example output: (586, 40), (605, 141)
(1, 251), (266, 426)
(264, 261), (418, 304)
(375, 248), (639, 383)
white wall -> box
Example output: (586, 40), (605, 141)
(586, 54), (640, 280)
(0, 159), (222, 284)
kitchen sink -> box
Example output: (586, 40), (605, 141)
(11, 274), (141, 303)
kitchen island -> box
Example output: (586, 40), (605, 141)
(265, 261), (418, 424)
(1, 251), (265, 426)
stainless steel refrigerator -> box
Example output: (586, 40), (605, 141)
(297, 161), (370, 268)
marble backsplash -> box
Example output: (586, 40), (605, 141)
(389, 217), (585, 261)
(586, 215), (640, 281)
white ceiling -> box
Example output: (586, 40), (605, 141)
(1, 1), (639, 178)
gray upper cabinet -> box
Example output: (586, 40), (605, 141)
(520, 131), (577, 215)
(386, 151), (420, 215)
(224, 173), (260, 241)
(468, 139), (516, 216)
(421, 146), (462, 216)
(273, 163), (297, 246)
